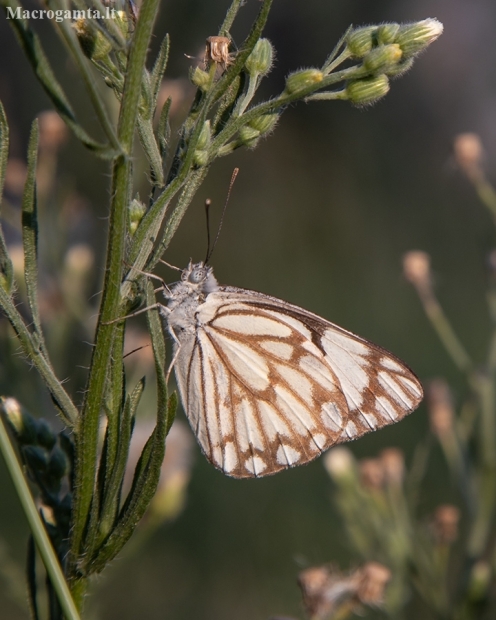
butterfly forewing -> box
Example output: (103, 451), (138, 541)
(171, 283), (423, 479)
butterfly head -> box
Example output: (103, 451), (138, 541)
(180, 261), (219, 294)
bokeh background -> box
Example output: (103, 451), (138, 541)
(1, 0), (496, 618)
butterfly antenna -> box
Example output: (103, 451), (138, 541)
(205, 167), (239, 265)
(204, 198), (212, 264)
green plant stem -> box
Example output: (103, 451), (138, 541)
(219, 0), (245, 36)
(0, 415), (80, 620)
(69, 0), (160, 595)
(417, 289), (473, 374)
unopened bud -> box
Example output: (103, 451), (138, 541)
(363, 44), (403, 74)
(245, 38), (274, 77)
(376, 23), (400, 45)
(356, 562), (392, 605)
(196, 120), (211, 151)
(37, 419), (57, 450)
(380, 448), (404, 486)
(239, 113), (279, 146)
(345, 74), (390, 106)
(38, 111), (67, 152)
(431, 504), (460, 544)
(248, 113), (279, 135)
(298, 565), (356, 619)
(346, 26), (377, 57)
(193, 121), (211, 166)
(359, 458), (384, 489)
(324, 447), (355, 483)
(384, 57), (415, 78)
(453, 133), (484, 182)
(285, 69), (323, 95)
(129, 199), (146, 235)
(47, 446), (68, 482)
(22, 445), (49, 472)
(73, 19), (112, 61)
(114, 10), (131, 38)
(403, 250), (432, 293)
(238, 125), (260, 146)
(1, 397), (38, 445)
(190, 66), (211, 91)
(427, 379), (454, 438)
(396, 18), (444, 58)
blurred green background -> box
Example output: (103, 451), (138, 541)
(1, 0), (495, 618)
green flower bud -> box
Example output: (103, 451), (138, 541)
(245, 39), (274, 77)
(345, 74), (390, 106)
(114, 10), (131, 38)
(238, 125), (261, 145)
(248, 113), (279, 135)
(363, 44), (402, 73)
(190, 66), (211, 91)
(396, 18), (444, 57)
(73, 19), (112, 61)
(192, 149), (209, 167)
(384, 57), (415, 78)
(284, 69), (323, 95)
(129, 198), (146, 235)
(1, 397), (38, 445)
(376, 23), (400, 45)
(196, 120), (211, 151)
(346, 26), (377, 57)
(193, 121), (212, 166)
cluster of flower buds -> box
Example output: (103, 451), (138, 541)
(1, 398), (72, 545)
(344, 19), (443, 106)
(298, 561), (392, 619)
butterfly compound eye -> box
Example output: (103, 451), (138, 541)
(189, 267), (206, 283)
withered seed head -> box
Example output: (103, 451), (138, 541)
(205, 36), (232, 70)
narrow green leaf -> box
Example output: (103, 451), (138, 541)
(85, 283), (172, 574)
(21, 121), (48, 360)
(93, 378), (144, 556)
(157, 97), (171, 159)
(0, 0), (117, 158)
(0, 101), (14, 293)
(26, 536), (40, 620)
(137, 116), (164, 187)
(151, 34), (170, 109)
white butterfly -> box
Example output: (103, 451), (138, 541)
(159, 261), (423, 479)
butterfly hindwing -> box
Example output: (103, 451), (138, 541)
(172, 286), (422, 478)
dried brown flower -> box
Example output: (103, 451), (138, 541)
(380, 448), (405, 486)
(427, 379), (454, 438)
(205, 36), (233, 70)
(359, 458), (384, 490)
(453, 133), (484, 183)
(403, 250), (432, 295)
(356, 562), (392, 605)
(432, 504), (460, 544)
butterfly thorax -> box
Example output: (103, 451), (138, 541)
(166, 262), (219, 341)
